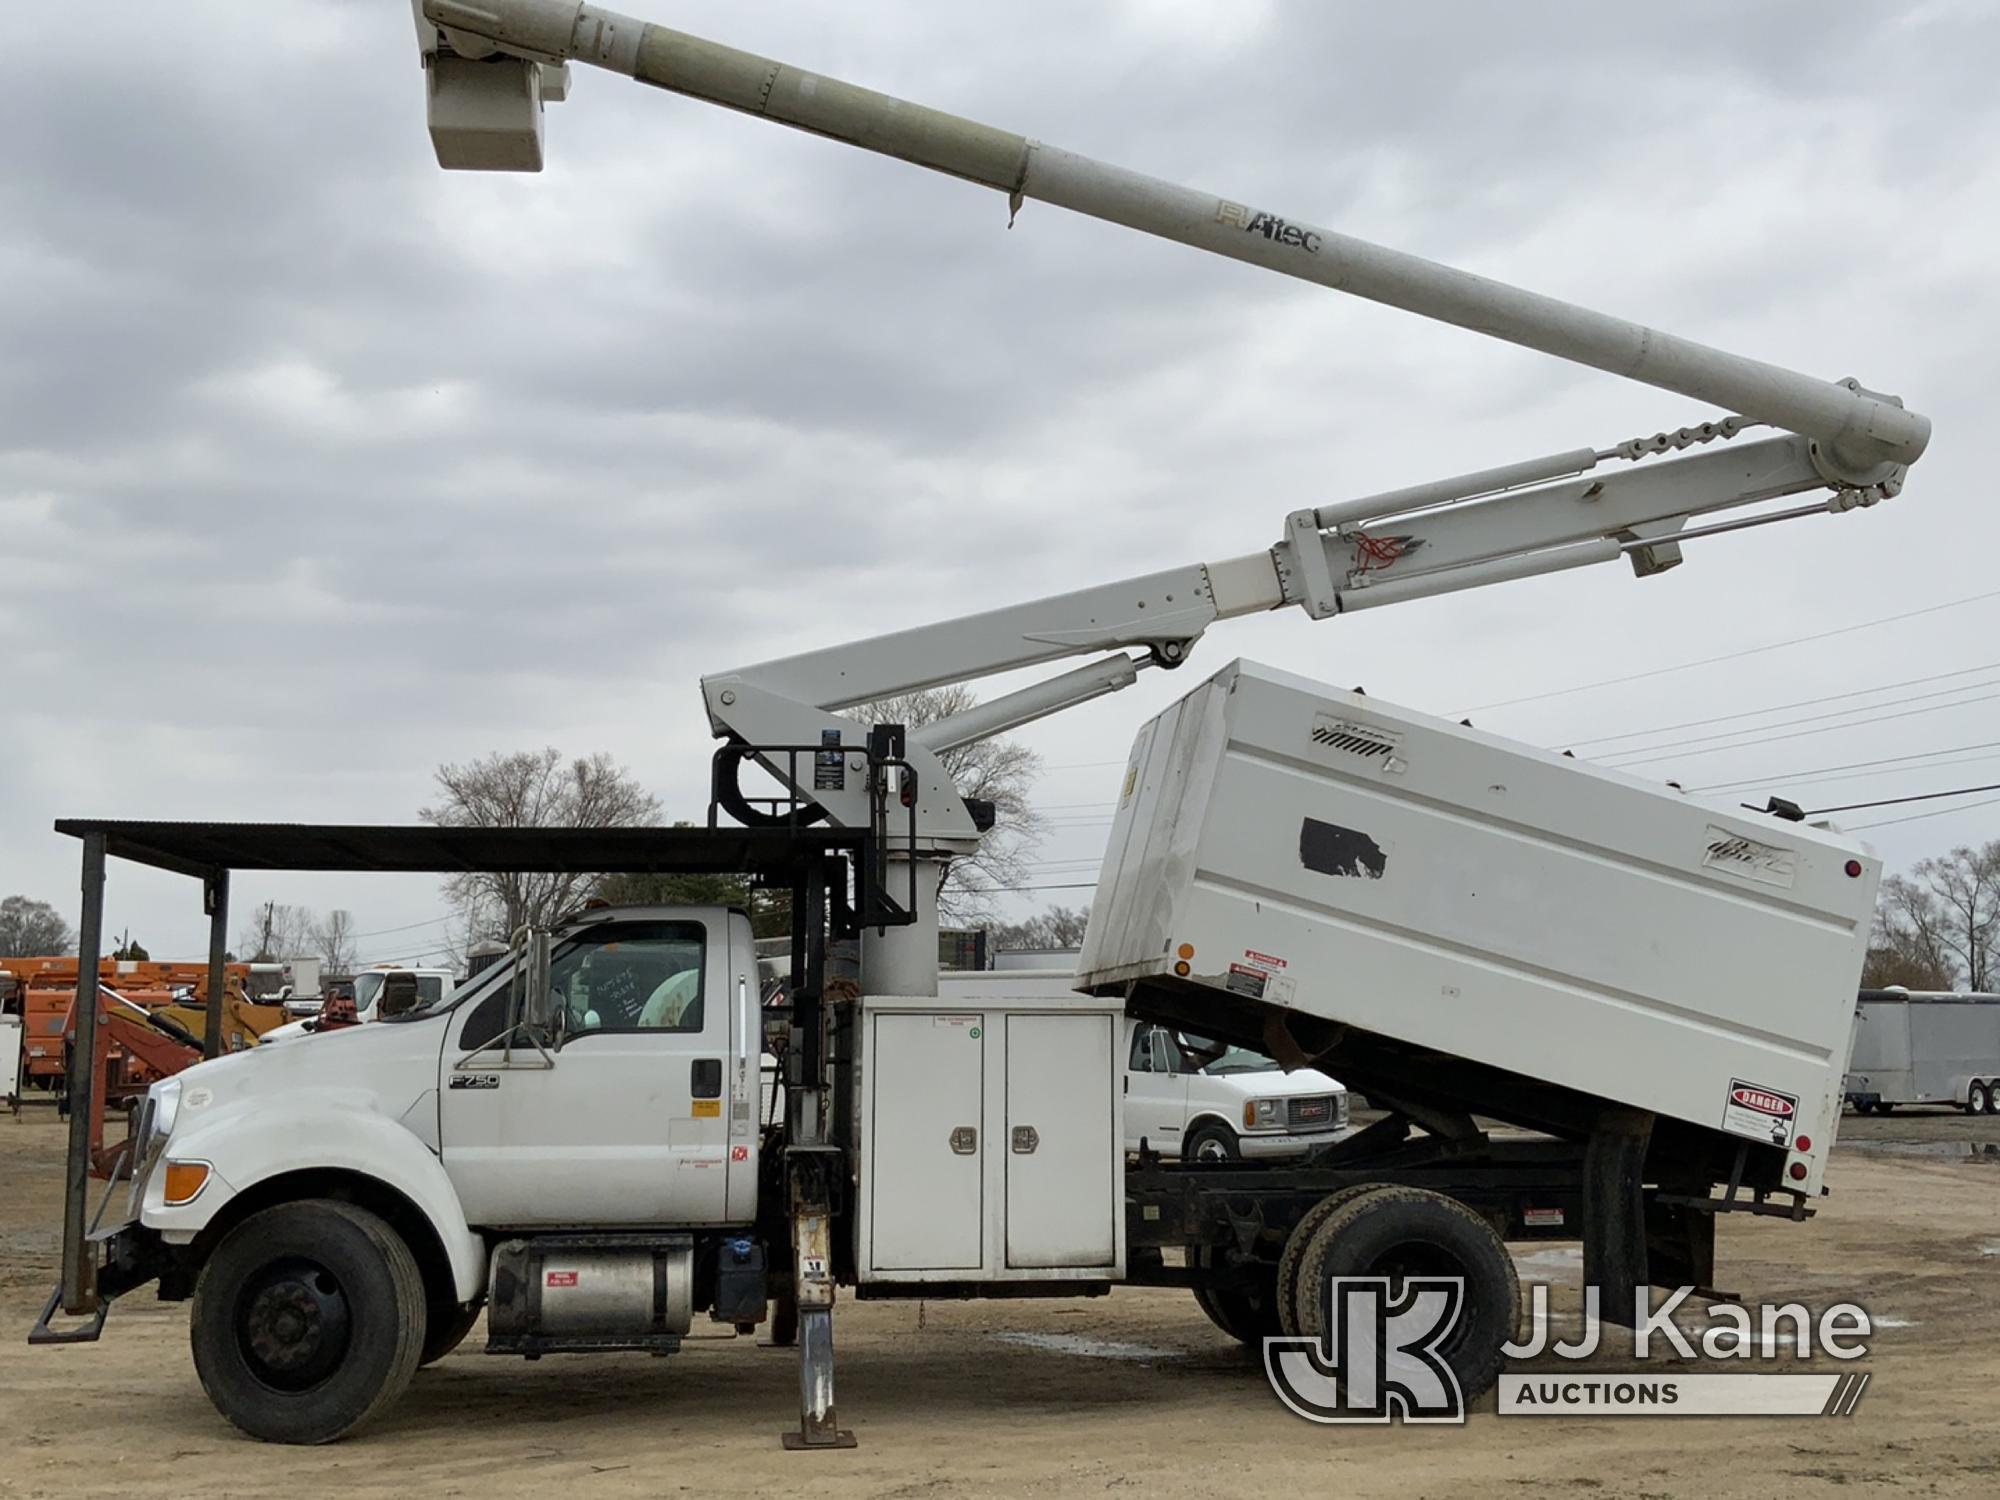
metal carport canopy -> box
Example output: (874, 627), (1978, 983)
(52, 819), (864, 879)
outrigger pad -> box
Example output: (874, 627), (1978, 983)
(780, 1428), (858, 1450)
(27, 1285), (108, 1346)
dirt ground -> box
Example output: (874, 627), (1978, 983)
(0, 1107), (1994, 1498)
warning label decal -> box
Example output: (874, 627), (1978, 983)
(1720, 1078), (1798, 1147)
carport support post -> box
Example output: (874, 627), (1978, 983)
(202, 869), (229, 1058)
(61, 833), (107, 1316)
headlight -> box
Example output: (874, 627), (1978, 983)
(1244, 1098), (1285, 1130)
(149, 1076), (182, 1139)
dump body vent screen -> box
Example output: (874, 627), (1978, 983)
(1310, 715), (1399, 761)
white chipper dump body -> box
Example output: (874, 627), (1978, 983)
(1081, 660), (1879, 1195)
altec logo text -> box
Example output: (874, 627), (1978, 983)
(1215, 200), (1323, 253)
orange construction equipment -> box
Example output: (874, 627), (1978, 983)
(10, 957), (286, 1094)
(62, 989), (205, 1178)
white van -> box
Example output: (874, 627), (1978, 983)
(937, 969), (1350, 1161)
(262, 966), (456, 1043)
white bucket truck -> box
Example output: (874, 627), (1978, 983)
(37, 0), (1920, 1451)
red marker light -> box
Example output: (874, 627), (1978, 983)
(1788, 1162), (1808, 1181)
(1844, 860), (1863, 878)
(1794, 1135), (1811, 1153)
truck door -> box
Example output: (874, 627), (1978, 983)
(1123, 1021), (1190, 1154)
(439, 918), (735, 1227)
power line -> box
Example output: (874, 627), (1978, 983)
(1690, 738), (2000, 795)
(1459, 587), (2000, 714)
(1848, 800), (2000, 836)
(1600, 688), (2000, 768)
(1563, 661), (2000, 751)
(1597, 687), (2000, 768)
(1807, 782), (2000, 816)
(348, 913), (456, 940)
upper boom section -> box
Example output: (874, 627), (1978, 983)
(418, 0), (1928, 480)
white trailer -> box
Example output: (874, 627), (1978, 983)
(33, 1), (1929, 1451)
(1845, 990), (2000, 1115)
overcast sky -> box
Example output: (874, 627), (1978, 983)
(5, 1), (1998, 965)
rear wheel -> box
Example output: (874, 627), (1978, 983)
(191, 1199), (426, 1444)
(1276, 1185), (1378, 1336)
(1189, 1244), (1282, 1345)
(1294, 1185), (1520, 1405)
(1969, 1082), (1990, 1116)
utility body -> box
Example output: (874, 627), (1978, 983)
(34, 1), (1929, 1450)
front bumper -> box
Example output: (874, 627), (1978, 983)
(1239, 1125), (1355, 1160)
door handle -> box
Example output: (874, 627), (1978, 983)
(691, 1058), (722, 1098)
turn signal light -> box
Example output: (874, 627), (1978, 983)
(1788, 1162), (1808, 1181)
(164, 1161), (211, 1205)
(1173, 961), (1192, 977)
(1176, 943), (1196, 960)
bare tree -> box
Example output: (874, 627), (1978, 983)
(855, 687), (1044, 924)
(312, 909), (358, 974)
(0, 896), (76, 957)
(237, 902), (315, 963)
(422, 747), (661, 941)
(990, 903), (1091, 953)
(1859, 943), (1955, 991)
(1873, 843), (2000, 990)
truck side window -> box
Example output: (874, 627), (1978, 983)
(555, 923), (707, 1038)
(1128, 1025), (1155, 1072)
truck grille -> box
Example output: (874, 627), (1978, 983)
(1289, 1095), (1340, 1130)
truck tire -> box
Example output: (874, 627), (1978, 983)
(1186, 1121), (1241, 1163)
(1276, 1185), (1379, 1337)
(191, 1199), (427, 1444)
(1968, 1081), (1990, 1116)
(420, 1303), (483, 1366)
(1189, 1245), (1282, 1346)
(1294, 1185), (1519, 1405)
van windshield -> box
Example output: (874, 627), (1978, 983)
(1199, 1045), (1277, 1076)
(1176, 1033), (1279, 1076)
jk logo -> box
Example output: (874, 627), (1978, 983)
(1264, 1276), (1467, 1424)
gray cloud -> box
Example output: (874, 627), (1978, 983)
(4, 0), (1998, 957)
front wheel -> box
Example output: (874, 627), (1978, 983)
(191, 1199), (427, 1444)
(420, 1302), (483, 1366)
(1186, 1122), (1241, 1163)
(1968, 1082), (1990, 1116)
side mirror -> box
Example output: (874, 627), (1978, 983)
(506, 929), (555, 1041)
